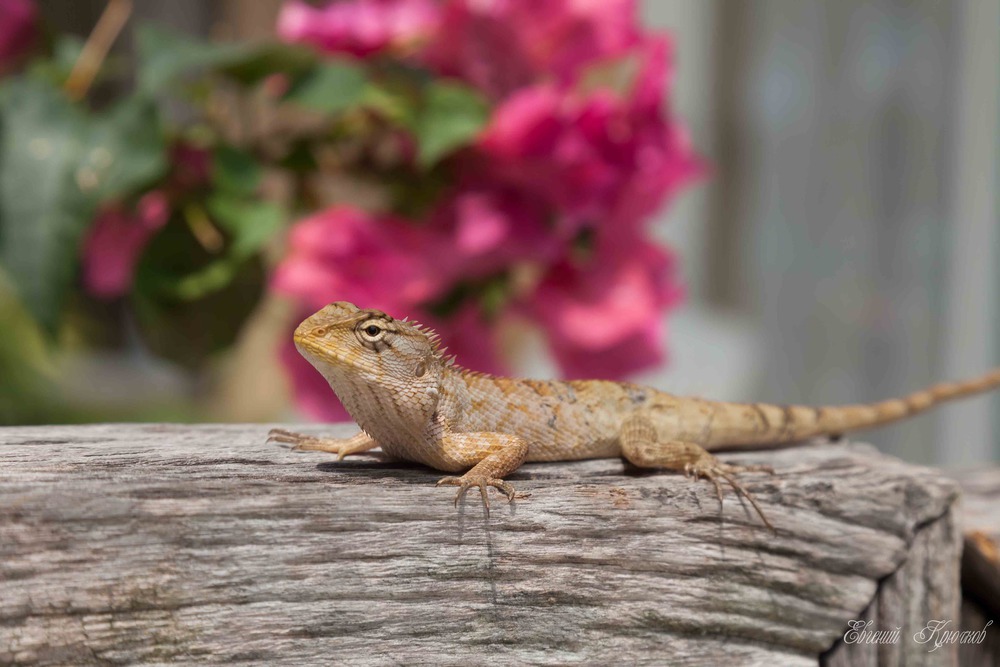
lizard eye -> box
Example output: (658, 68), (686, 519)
(358, 321), (386, 342)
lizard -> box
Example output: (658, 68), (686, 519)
(269, 301), (1000, 529)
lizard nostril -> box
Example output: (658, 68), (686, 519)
(314, 327), (327, 336)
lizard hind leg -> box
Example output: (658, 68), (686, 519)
(619, 415), (776, 531)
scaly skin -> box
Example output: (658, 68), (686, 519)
(271, 301), (1000, 529)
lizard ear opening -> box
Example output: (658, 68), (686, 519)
(414, 361), (426, 378)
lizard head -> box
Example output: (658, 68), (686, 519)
(293, 301), (445, 415)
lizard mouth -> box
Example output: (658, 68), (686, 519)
(294, 332), (334, 364)
(293, 331), (355, 372)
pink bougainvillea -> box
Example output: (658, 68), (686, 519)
(277, 0), (440, 58)
(476, 36), (701, 234)
(272, 205), (448, 313)
(81, 142), (212, 300)
(82, 192), (170, 298)
(526, 236), (684, 379)
(424, 0), (641, 100)
(273, 0), (704, 420)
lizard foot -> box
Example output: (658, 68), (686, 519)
(267, 428), (374, 460)
(436, 474), (516, 514)
(684, 456), (775, 532)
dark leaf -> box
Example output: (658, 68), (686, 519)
(0, 78), (167, 333)
(135, 25), (257, 93)
(0, 79), (92, 333)
(80, 96), (167, 201)
(206, 194), (284, 260)
(413, 82), (488, 167)
(212, 146), (262, 197)
(132, 256), (265, 369)
(284, 60), (368, 114)
(219, 43), (317, 84)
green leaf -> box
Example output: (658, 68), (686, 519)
(135, 195), (283, 303)
(212, 146), (262, 197)
(26, 34), (86, 86)
(79, 96), (167, 201)
(136, 25), (318, 93)
(0, 78), (167, 334)
(206, 194), (284, 260)
(284, 61), (368, 114)
(0, 79), (91, 333)
(131, 205), (268, 367)
(131, 254), (265, 369)
(219, 43), (317, 84)
(361, 82), (418, 126)
(135, 25), (256, 93)
(413, 82), (489, 167)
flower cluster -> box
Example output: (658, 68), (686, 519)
(81, 143), (211, 298)
(274, 0), (703, 420)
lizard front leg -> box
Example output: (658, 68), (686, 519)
(435, 432), (529, 513)
(620, 414), (775, 530)
(268, 428), (380, 460)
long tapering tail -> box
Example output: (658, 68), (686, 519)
(705, 368), (1000, 449)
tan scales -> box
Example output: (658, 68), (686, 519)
(270, 301), (1000, 529)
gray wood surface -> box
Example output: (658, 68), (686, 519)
(953, 468), (1000, 667)
(0, 424), (963, 665)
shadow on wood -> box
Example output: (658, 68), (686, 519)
(0, 424), (963, 665)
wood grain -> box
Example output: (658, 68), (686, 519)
(952, 468), (1000, 667)
(0, 424), (962, 665)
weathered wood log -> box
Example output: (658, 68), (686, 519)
(952, 468), (1000, 667)
(0, 424), (964, 665)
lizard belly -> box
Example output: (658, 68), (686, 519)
(375, 435), (468, 473)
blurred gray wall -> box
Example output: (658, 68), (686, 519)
(649, 0), (1000, 465)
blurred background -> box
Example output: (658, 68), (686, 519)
(1, 0), (997, 467)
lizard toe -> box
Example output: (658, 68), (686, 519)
(719, 461), (774, 475)
(491, 479), (516, 503)
(436, 474), (516, 512)
(689, 459), (775, 532)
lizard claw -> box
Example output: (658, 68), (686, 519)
(687, 458), (776, 532)
(437, 475), (516, 515)
(267, 428), (323, 451)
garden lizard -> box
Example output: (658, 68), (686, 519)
(270, 301), (1000, 529)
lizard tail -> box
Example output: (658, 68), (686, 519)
(706, 367), (1000, 449)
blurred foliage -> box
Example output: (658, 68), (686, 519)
(0, 9), (492, 425)
(0, 0), (699, 426)
(0, 79), (166, 332)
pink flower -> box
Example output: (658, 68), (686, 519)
(277, 0), (440, 58)
(427, 184), (558, 277)
(526, 236), (683, 379)
(425, 0), (640, 100)
(272, 205), (447, 312)
(477, 37), (704, 235)
(0, 0), (37, 74)
(81, 192), (171, 298)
